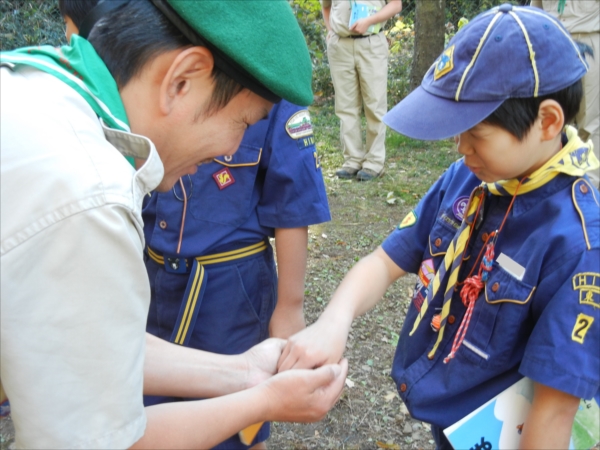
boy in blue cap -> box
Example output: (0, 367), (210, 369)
(278, 4), (599, 449)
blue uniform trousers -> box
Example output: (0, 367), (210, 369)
(144, 244), (277, 449)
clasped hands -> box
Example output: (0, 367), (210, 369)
(243, 318), (348, 422)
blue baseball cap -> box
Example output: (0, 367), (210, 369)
(384, 4), (589, 140)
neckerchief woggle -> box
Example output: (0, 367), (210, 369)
(0, 34), (135, 167)
(412, 125), (598, 361)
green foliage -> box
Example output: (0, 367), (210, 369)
(0, 0), (65, 51)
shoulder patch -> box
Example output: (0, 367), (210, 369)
(286, 110), (314, 140)
(573, 272), (600, 309)
(398, 210), (417, 229)
(572, 313), (594, 344)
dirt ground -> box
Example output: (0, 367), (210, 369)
(268, 172), (434, 450)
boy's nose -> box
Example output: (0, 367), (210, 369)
(456, 135), (472, 156)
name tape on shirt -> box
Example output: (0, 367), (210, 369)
(496, 253), (526, 281)
(572, 272), (600, 309)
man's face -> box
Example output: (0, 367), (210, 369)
(152, 88), (272, 191)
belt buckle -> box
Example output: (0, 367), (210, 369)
(164, 256), (188, 274)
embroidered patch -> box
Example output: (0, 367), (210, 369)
(434, 45), (455, 80)
(452, 196), (469, 221)
(286, 110), (314, 140)
(572, 313), (594, 343)
(314, 151), (321, 170)
(212, 167), (235, 190)
(440, 213), (460, 230)
(412, 259), (435, 312)
(418, 258), (435, 288)
(569, 147), (593, 170)
(573, 273), (600, 308)
(398, 210), (417, 229)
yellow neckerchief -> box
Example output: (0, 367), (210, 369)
(488, 125), (598, 196)
(412, 125), (598, 360)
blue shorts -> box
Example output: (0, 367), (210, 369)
(144, 245), (277, 449)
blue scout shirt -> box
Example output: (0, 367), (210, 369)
(382, 158), (600, 429)
(143, 101), (330, 257)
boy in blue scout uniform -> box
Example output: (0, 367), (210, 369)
(278, 4), (600, 449)
(142, 99), (330, 449)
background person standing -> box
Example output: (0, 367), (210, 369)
(322, 0), (402, 181)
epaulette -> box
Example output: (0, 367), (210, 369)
(572, 178), (600, 250)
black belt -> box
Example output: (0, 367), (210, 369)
(349, 32), (381, 39)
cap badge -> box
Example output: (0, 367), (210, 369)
(213, 167), (235, 190)
(434, 45), (455, 80)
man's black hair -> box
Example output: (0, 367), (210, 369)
(58, 0), (99, 28)
(71, 1), (244, 113)
(483, 79), (583, 141)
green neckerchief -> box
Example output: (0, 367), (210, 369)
(0, 35), (135, 167)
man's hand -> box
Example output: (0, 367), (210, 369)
(242, 338), (286, 389)
(277, 315), (350, 372)
(269, 302), (306, 339)
(262, 359), (349, 422)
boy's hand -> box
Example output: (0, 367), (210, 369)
(349, 18), (372, 35)
(269, 302), (306, 339)
(242, 338), (286, 389)
(261, 359), (348, 422)
(277, 315), (351, 371)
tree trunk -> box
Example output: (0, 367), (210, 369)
(409, 0), (446, 91)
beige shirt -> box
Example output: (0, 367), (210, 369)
(531, 0), (599, 34)
(0, 65), (163, 449)
(322, 0), (389, 37)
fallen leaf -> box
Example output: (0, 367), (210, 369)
(384, 391), (397, 402)
(345, 378), (355, 388)
(376, 441), (400, 449)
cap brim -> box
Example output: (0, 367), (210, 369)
(383, 86), (503, 140)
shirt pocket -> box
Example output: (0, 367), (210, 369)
(428, 217), (460, 258)
(457, 262), (535, 369)
(189, 144), (262, 226)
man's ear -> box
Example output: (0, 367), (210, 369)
(538, 99), (565, 142)
(159, 46), (214, 115)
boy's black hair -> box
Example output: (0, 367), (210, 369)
(58, 0), (99, 28)
(483, 79), (583, 141)
(70, 1), (243, 114)
(483, 41), (594, 141)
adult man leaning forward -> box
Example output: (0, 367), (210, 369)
(0, 1), (348, 449)
(531, 0), (600, 187)
(322, 0), (402, 181)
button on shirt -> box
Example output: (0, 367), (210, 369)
(382, 159), (600, 429)
(1, 65), (163, 449)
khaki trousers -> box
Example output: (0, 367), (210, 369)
(327, 32), (388, 173)
(572, 32), (599, 188)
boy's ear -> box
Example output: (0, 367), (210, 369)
(538, 99), (565, 141)
(159, 46), (215, 115)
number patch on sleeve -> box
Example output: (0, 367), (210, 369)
(572, 313), (594, 344)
